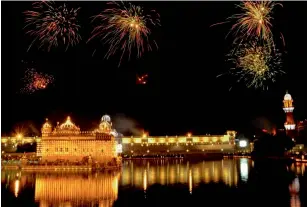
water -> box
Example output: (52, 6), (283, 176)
(1, 158), (306, 207)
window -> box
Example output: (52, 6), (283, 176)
(55, 148), (58, 152)
(46, 149), (49, 152)
(65, 148), (68, 152)
(60, 148), (62, 152)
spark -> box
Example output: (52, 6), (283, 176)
(229, 1), (282, 45)
(24, 1), (81, 51)
(20, 68), (54, 94)
(88, 1), (160, 66)
(227, 40), (284, 90)
(136, 74), (148, 85)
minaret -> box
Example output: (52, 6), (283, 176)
(283, 91), (296, 139)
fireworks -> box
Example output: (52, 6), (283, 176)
(21, 68), (54, 94)
(24, 1), (81, 51)
(228, 41), (284, 89)
(229, 1), (282, 45)
(88, 2), (160, 66)
(136, 74), (148, 85)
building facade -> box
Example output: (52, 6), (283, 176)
(121, 131), (236, 156)
(38, 115), (119, 164)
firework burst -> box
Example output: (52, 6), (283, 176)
(24, 1), (81, 51)
(136, 74), (148, 85)
(88, 1), (160, 66)
(229, 1), (282, 46)
(20, 68), (54, 94)
(227, 40), (284, 90)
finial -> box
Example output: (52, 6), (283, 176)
(286, 90), (289, 94)
(46, 118), (48, 121)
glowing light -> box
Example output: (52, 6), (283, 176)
(240, 158), (249, 182)
(143, 169), (148, 191)
(16, 134), (23, 139)
(187, 133), (192, 137)
(14, 180), (20, 197)
(88, 2), (160, 66)
(116, 144), (123, 153)
(137, 74), (148, 85)
(239, 140), (247, 148)
(24, 1), (81, 51)
(189, 169), (193, 194)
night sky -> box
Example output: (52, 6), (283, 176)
(2, 1), (307, 136)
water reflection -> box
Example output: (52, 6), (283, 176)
(1, 159), (307, 207)
(35, 172), (120, 207)
(121, 159), (240, 190)
(289, 177), (301, 207)
(240, 158), (249, 182)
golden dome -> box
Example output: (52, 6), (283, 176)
(55, 116), (80, 134)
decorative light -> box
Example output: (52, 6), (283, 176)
(239, 140), (247, 148)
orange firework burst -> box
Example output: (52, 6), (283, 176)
(24, 1), (81, 51)
(136, 74), (148, 85)
(227, 40), (284, 90)
(229, 1), (282, 45)
(20, 68), (54, 94)
(88, 2), (160, 66)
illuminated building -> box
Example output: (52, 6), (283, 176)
(38, 115), (119, 164)
(283, 91), (296, 139)
(121, 131), (236, 156)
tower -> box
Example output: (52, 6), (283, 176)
(283, 91), (296, 139)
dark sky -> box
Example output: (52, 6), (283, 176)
(2, 1), (307, 136)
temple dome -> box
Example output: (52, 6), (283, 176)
(284, 92), (292, 101)
(55, 116), (80, 134)
(101, 115), (111, 123)
(42, 118), (52, 135)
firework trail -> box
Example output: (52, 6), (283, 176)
(226, 40), (284, 90)
(20, 68), (54, 94)
(24, 1), (81, 51)
(88, 1), (160, 66)
(229, 1), (282, 47)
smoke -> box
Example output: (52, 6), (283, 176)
(112, 114), (143, 136)
(252, 117), (276, 134)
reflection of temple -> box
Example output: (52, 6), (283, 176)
(35, 172), (120, 207)
(38, 115), (119, 164)
(120, 159), (239, 191)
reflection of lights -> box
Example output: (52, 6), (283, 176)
(240, 158), (249, 182)
(116, 144), (122, 153)
(289, 177), (300, 194)
(143, 170), (148, 191)
(188, 169), (192, 194)
(239, 140), (247, 147)
(14, 180), (20, 197)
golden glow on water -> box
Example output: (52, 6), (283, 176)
(121, 159), (239, 189)
(34, 172), (119, 207)
(188, 169), (192, 194)
(14, 180), (20, 197)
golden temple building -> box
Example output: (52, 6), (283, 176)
(38, 115), (119, 164)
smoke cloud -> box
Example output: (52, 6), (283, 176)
(112, 114), (143, 136)
(252, 117), (276, 134)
